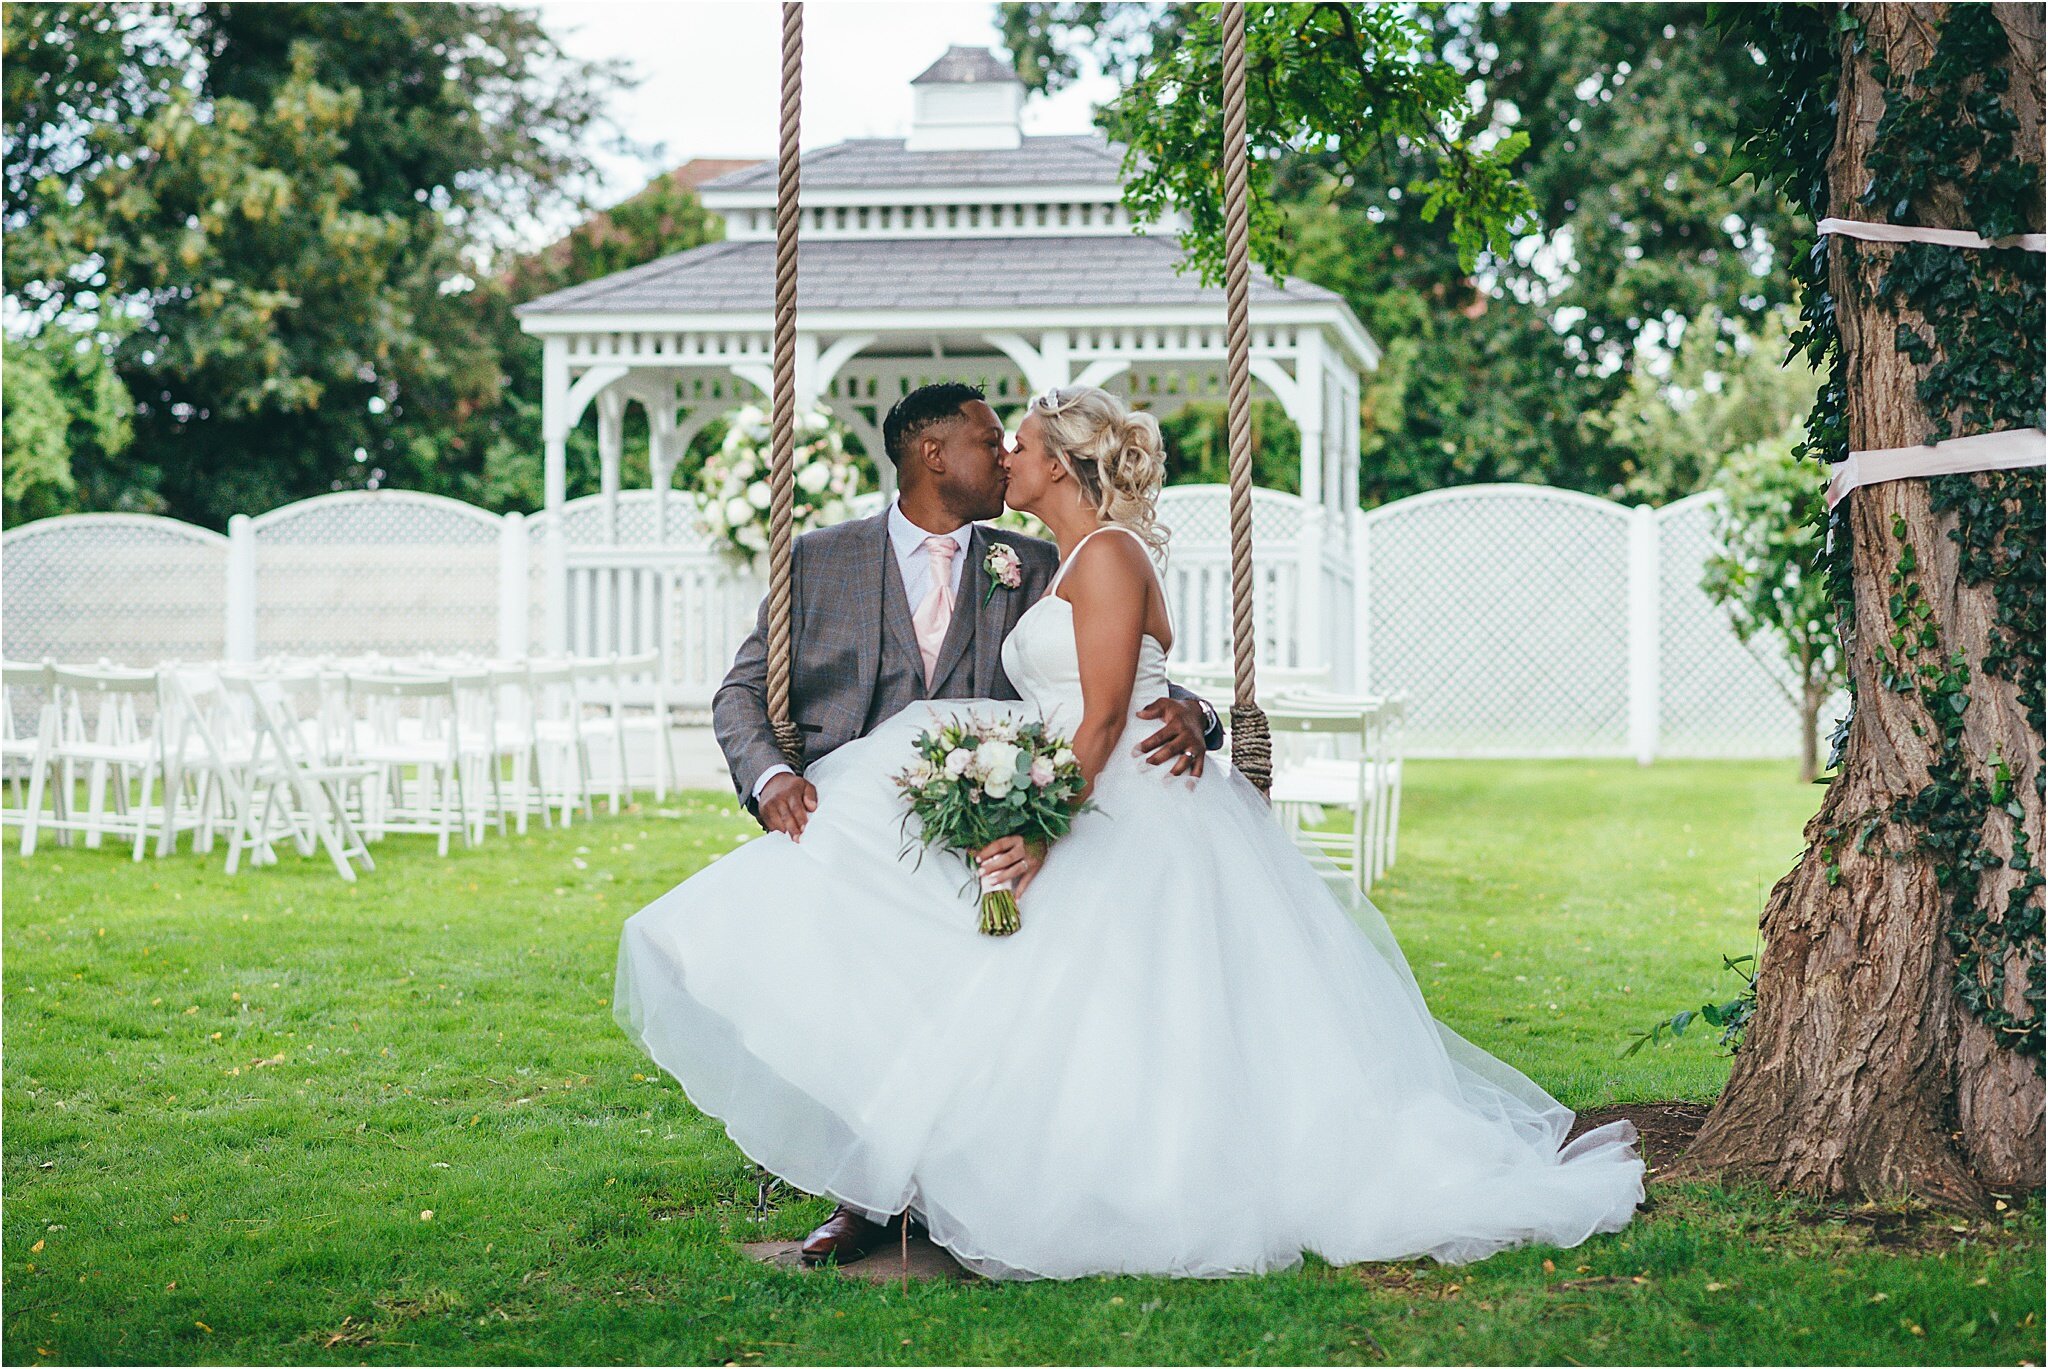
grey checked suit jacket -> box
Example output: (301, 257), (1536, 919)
(713, 510), (1221, 815)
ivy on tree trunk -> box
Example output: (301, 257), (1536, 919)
(1677, 2), (2044, 1207)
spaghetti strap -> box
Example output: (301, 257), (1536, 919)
(1047, 525), (1124, 592)
(1048, 524), (1174, 651)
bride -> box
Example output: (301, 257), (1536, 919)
(614, 385), (1644, 1282)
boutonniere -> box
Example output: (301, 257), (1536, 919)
(981, 543), (1023, 607)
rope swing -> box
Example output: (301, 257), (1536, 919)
(1219, 2), (1273, 797)
(758, 0), (1271, 801)
(766, 0), (805, 770)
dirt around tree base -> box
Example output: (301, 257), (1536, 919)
(1569, 1101), (1711, 1181)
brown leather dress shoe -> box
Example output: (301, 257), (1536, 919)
(798, 1205), (890, 1267)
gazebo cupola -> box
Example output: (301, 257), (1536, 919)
(906, 45), (1025, 151)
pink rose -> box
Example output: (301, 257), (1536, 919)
(982, 543), (1024, 604)
(1029, 756), (1055, 788)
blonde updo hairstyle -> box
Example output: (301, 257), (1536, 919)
(1025, 385), (1169, 554)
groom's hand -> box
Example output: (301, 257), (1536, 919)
(758, 773), (818, 841)
(1135, 697), (1208, 778)
(976, 836), (1046, 894)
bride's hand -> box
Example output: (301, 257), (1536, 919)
(976, 835), (1046, 894)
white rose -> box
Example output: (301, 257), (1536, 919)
(985, 770), (1013, 800)
(1029, 756), (1055, 788)
(977, 741), (1021, 782)
(724, 496), (753, 526)
(747, 480), (771, 509)
(797, 460), (831, 493)
(1053, 747), (1077, 770)
(944, 747), (973, 778)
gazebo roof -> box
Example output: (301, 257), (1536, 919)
(697, 133), (1127, 193)
(513, 233), (1339, 318)
(513, 45), (1377, 373)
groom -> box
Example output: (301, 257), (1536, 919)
(712, 381), (1223, 1267)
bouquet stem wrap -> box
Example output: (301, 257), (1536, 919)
(977, 866), (1022, 937)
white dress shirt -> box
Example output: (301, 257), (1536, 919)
(750, 499), (976, 801)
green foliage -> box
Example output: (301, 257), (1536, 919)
(1, 336), (75, 524)
(2, 3), (648, 528)
(1089, 3), (1536, 285)
(1157, 397), (1298, 492)
(1008, 4), (1803, 506)
(1881, 498), (2044, 1058)
(1624, 954), (1758, 1058)
(1862, 3), (2036, 242)
(1601, 309), (1821, 504)
(1, 325), (141, 526)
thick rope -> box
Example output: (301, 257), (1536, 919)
(766, 1), (803, 768)
(1219, 1), (1271, 796)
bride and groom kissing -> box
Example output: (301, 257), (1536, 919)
(614, 383), (1646, 1283)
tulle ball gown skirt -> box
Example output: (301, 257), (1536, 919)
(614, 700), (1645, 1282)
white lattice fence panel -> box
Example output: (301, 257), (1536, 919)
(2, 515), (227, 666)
(1365, 487), (1632, 756)
(253, 492), (502, 656)
(1656, 492), (1847, 758)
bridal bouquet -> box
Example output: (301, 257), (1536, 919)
(892, 714), (1091, 936)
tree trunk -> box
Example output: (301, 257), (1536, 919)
(1675, 3), (2045, 1207)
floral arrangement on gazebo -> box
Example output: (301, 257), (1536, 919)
(692, 405), (866, 568)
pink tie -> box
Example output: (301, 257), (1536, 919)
(911, 535), (958, 686)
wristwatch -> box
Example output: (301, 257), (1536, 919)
(1194, 697), (1222, 749)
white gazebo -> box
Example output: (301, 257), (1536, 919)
(516, 46), (1377, 693)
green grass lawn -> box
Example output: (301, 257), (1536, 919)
(5, 761), (2042, 1365)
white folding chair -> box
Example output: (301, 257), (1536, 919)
(344, 672), (475, 855)
(1266, 701), (1380, 891)
(613, 649), (675, 801)
(154, 664), (261, 859)
(570, 654), (630, 815)
(223, 673), (377, 880)
(3, 659), (62, 855)
(40, 662), (166, 860)
(450, 667), (519, 839)
(529, 658), (597, 827)
(1276, 688), (1407, 875)
(487, 662), (552, 834)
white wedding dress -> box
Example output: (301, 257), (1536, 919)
(614, 527), (1644, 1282)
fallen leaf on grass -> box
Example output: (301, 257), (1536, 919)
(322, 1316), (374, 1348)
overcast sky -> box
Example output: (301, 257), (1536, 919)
(525, 0), (1121, 246)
